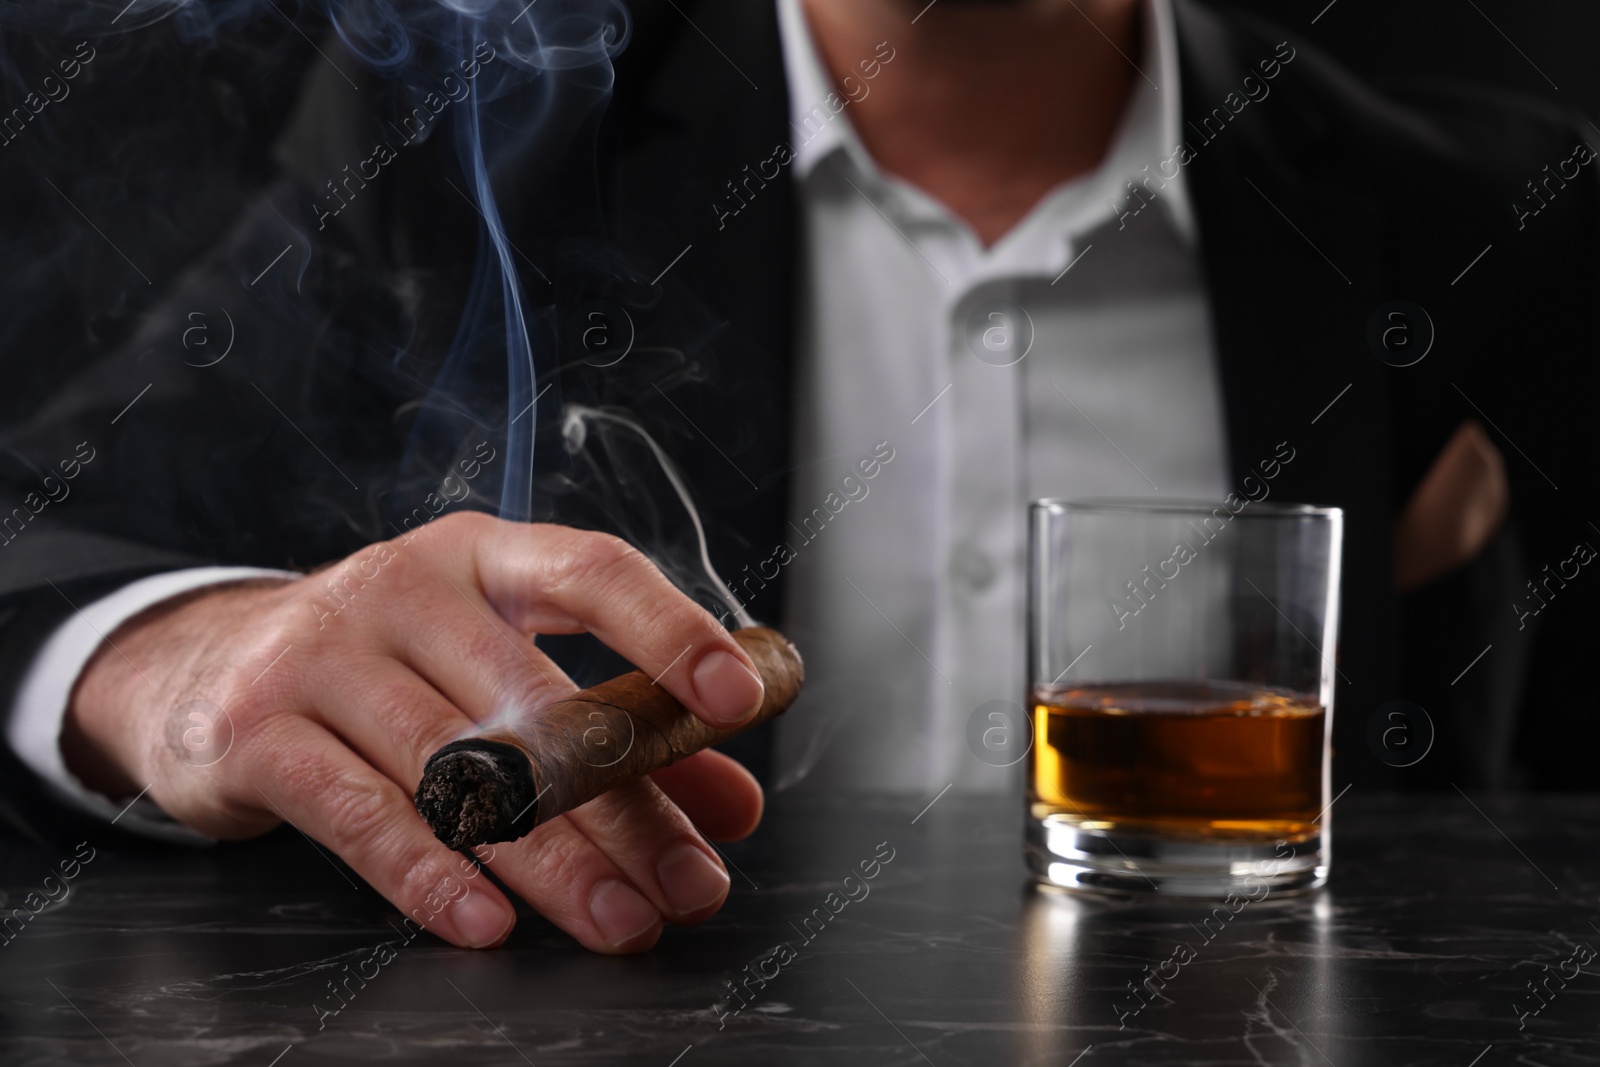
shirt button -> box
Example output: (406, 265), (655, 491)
(951, 542), (996, 592)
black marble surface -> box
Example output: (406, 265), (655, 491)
(2, 790), (1597, 1066)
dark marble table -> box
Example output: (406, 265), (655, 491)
(1, 791), (1597, 1066)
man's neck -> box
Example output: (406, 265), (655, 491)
(799, 0), (1142, 247)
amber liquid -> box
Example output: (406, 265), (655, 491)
(1029, 680), (1325, 842)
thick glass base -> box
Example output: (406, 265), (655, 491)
(1025, 813), (1327, 897)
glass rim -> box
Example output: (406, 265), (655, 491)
(1031, 497), (1342, 520)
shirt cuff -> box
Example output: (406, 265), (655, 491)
(6, 566), (297, 844)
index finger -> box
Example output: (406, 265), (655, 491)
(471, 522), (765, 728)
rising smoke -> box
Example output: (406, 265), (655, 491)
(0, 1), (760, 642)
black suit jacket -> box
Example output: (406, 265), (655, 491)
(1, 0), (1596, 843)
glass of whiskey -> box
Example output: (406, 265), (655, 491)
(1026, 499), (1342, 896)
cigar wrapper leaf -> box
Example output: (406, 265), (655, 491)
(414, 627), (803, 850)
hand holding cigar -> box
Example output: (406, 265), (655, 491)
(65, 514), (788, 951)
(415, 627), (805, 850)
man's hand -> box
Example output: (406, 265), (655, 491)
(1394, 419), (1509, 592)
(62, 513), (767, 952)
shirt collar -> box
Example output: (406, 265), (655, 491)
(774, 0), (861, 180)
(775, 0), (1197, 249)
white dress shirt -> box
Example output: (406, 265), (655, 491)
(5, 0), (1230, 831)
(771, 0), (1229, 793)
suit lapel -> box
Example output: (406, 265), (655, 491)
(603, 0), (799, 615)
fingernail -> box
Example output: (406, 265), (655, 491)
(657, 843), (730, 915)
(692, 649), (765, 725)
(450, 891), (514, 948)
(589, 879), (659, 945)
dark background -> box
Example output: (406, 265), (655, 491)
(1224, 0), (1598, 124)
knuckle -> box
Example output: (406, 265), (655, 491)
(369, 680), (460, 782)
(494, 821), (599, 919)
(388, 512), (493, 597)
(523, 827), (593, 899)
(358, 808), (471, 925)
(218, 656), (301, 752)
(552, 531), (646, 596)
(224, 684), (282, 746)
(330, 543), (401, 603)
(579, 779), (683, 843)
(413, 508), (490, 551)
(457, 627), (548, 705)
(248, 594), (302, 652)
(300, 537), (428, 637)
(384, 834), (469, 918)
(309, 766), (397, 853)
(438, 508), (493, 534)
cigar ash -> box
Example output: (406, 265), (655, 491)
(415, 740), (539, 851)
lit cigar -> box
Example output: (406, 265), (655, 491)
(414, 627), (804, 850)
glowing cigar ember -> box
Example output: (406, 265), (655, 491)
(414, 627), (804, 850)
